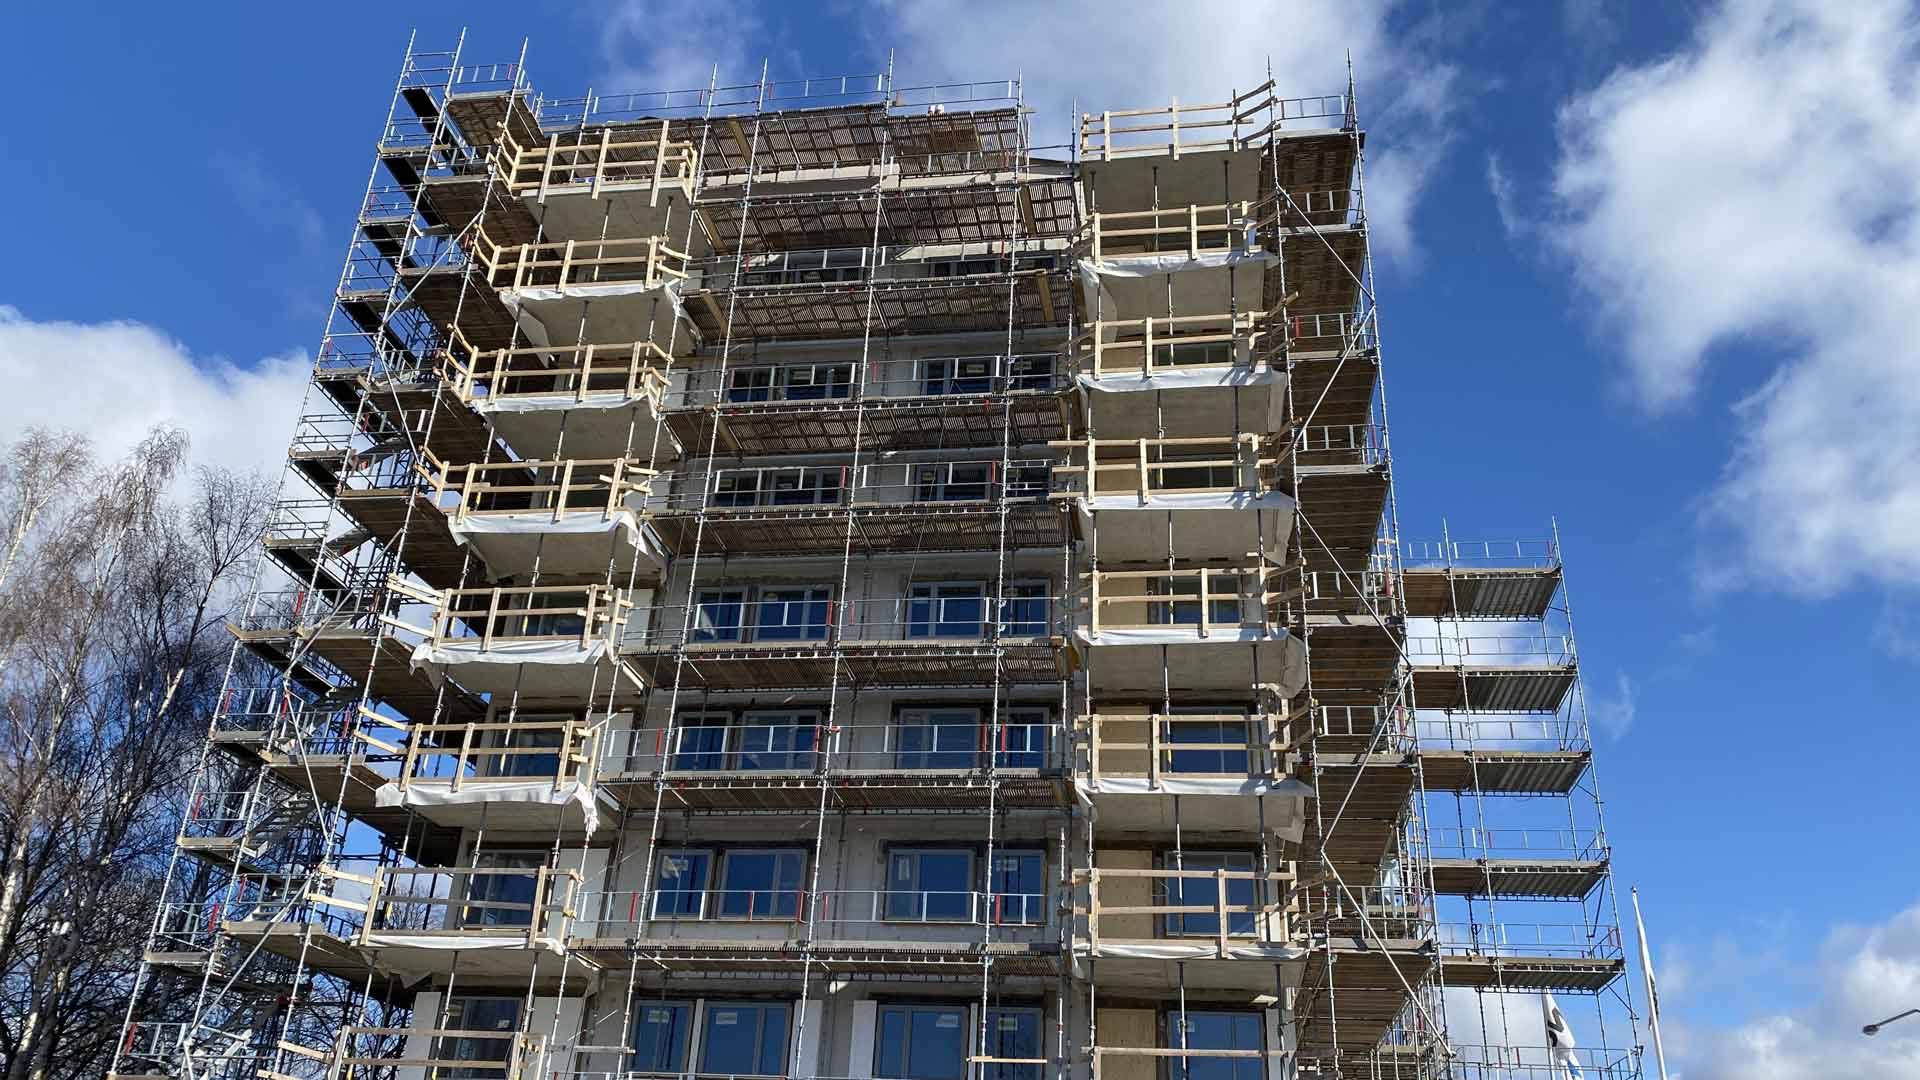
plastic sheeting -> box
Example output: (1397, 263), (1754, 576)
(1076, 624), (1289, 647)
(502, 278), (689, 326)
(361, 931), (562, 951)
(374, 778), (602, 836)
(1080, 775), (1313, 799)
(410, 636), (613, 670)
(444, 509), (665, 564)
(1074, 940), (1306, 962)
(1075, 365), (1283, 393)
(1077, 250), (1279, 279)
(470, 393), (656, 416)
(1074, 490), (1297, 513)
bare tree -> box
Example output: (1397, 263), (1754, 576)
(0, 427), (273, 1080)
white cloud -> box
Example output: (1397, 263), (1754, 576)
(1672, 901), (1920, 1080)
(0, 306), (309, 477)
(1486, 152), (1526, 239)
(1587, 669), (1637, 739)
(1548, 0), (1920, 595)
(594, 0), (776, 99)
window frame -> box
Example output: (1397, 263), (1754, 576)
(885, 846), (979, 923)
(714, 847), (809, 921)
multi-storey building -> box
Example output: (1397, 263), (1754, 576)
(114, 35), (1647, 1080)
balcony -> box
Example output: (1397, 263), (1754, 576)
(495, 117), (699, 209)
(390, 579), (645, 700)
(1400, 537), (1564, 620)
(321, 1026), (550, 1080)
(1072, 310), (1279, 385)
(1075, 565), (1307, 697)
(468, 228), (692, 352)
(599, 715), (1068, 811)
(622, 593), (1068, 691)
(1437, 919), (1627, 992)
(660, 351), (1068, 455)
(378, 717), (605, 833)
(1074, 863), (1302, 991)
(570, 885), (1058, 977)
(679, 244), (1071, 343)
(1079, 85), (1351, 162)
(440, 328), (672, 458)
(355, 865), (592, 985)
(1052, 434), (1295, 564)
(421, 450), (660, 579)
(645, 457), (1069, 556)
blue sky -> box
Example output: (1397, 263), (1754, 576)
(6, 1), (1919, 1075)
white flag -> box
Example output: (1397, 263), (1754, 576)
(1542, 993), (1583, 1080)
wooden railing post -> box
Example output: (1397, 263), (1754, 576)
(484, 588), (502, 649)
(591, 127), (610, 197)
(538, 132), (558, 205)
(650, 119), (669, 206)
(577, 343), (596, 403)
(1198, 567), (1213, 638)
(452, 723), (475, 793)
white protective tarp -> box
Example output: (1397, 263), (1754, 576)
(1076, 940), (1306, 962)
(1077, 250), (1279, 279)
(1079, 775), (1314, 798)
(1075, 365), (1283, 393)
(443, 509), (667, 568)
(1075, 490), (1297, 513)
(470, 392), (655, 415)
(360, 932), (560, 951)
(410, 636), (613, 671)
(1075, 625), (1288, 647)
(374, 779), (602, 836)
(502, 278), (689, 325)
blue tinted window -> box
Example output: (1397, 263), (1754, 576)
(983, 1008), (1043, 1080)
(887, 849), (975, 921)
(699, 1002), (791, 1076)
(718, 850), (805, 919)
(651, 850), (711, 918)
(629, 1002), (691, 1074)
(1170, 1010), (1262, 1080)
(875, 1004), (968, 1080)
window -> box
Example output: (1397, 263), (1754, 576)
(712, 471), (763, 505)
(778, 363), (853, 400)
(629, 1002), (692, 1075)
(1163, 852), (1257, 938)
(434, 997), (521, 1079)
(697, 1002), (791, 1077)
(487, 718), (564, 778)
(1167, 1009), (1264, 1080)
(895, 708), (980, 770)
(752, 586), (831, 641)
(717, 849), (806, 919)
(1156, 456), (1238, 492)
(1165, 713), (1252, 776)
(462, 851), (543, 929)
(766, 468), (843, 506)
(915, 462), (991, 502)
(651, 850), (712, 918)
(1008, 354), (1056, 391)
(1150, 338), (1236, 368)
(1000, 582), (1050, 637)
(982, 1007), (1044, 1080)
(1004, 464), (1051, 500)
(670, 712), (730, 771)
(736, 710), (819, 771)
(875, 1004), (968, 1080)
(921, 355), (997, 395)
(996, 707), (1051, 770)
(987, 850), (1044, 926)
(725, 367), (774, 403)
(512, 590), (588, 639)
(693, 589), (748, 642)
(887, 848), (975, 921)
(907, 582), (986, 638)
(1163, 575), (1243, 628)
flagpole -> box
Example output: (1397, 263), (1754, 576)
(1632, 887), (1671, 1080)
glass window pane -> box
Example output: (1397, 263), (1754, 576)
(989, 851), (1044, 925)
(1173, 1010), (1263, 1080)
(629, 1003), (691, 1074)
(670, 717), (728, 771)
(1165, 853), (1257, 937)
(875, 1005), (968, 1080)
(700, 1003), (791, 1076)
(720, 851), (804, 918)
(896, 709), (979, 769)
(1166, 719), (1250, 776)
(651, 851), (710, 918)
(983, 1008), (1042, 1080)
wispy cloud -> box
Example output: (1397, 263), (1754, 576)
(1485, 152), (1528, 239)
(1587, 669), (1637, 739)
(1547, 0), (1920, 597)
(0, 305), (308, 475)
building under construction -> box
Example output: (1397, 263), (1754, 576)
(114, 34), (1650, 1080)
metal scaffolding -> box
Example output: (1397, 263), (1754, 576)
(111, 32), (1647, 1080)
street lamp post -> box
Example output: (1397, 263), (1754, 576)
(1862, 1009), (1920, 1036)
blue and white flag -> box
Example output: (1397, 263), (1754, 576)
(1542, 993), (1583, 1080)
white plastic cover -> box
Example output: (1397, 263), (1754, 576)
(1074, 940), (1306, 962)
(410, 636), (613, 670)
(471, 393), (655, 415)
(1077, 250), (1279, 279)
(1076, 625), (1289, 647)
(1075, 365), (1283, 392)
(1075, 490), (1297, 513)
(1080, 775), (1313, 798)
(361, 932), (561, 951)
(374, 778), (602, 835)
